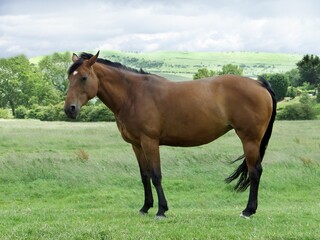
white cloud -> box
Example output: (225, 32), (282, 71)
(0, 0), (320, 57)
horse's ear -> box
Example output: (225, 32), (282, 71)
(87, 51), (100, 67)
(72, 53), (79, 63)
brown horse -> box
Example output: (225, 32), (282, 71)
(64, 51), (276, 218)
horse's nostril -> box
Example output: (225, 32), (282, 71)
(65, 104), (78, 119)
(69, 104), (76, 113)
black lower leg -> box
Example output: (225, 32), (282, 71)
(140, 174), (154, 214)
(242, 164), (262, 217)
(152, 172), (168, 217)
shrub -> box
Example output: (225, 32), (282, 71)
(53, 102), (69, 121)
(26, 104), (66, 121)
(15, 106), (28, 119)
(286, 86), (297, 99)
(26, 105), (49, 121)
(15, 102), (115, 122)
(277, 103), (316, 120)
(88, 104), (115, 121)
(0, 108), (11, 119)
(78, 104), (115, 122)
(299, 92), (313, 105)
(193, 68), (215, 80)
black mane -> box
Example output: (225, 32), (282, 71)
(68, 52), (149, 75)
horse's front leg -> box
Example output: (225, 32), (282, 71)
(140, 136), (168, 217)
(132, 145), (154, 214)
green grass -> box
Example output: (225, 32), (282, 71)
(0, 119), (319, 239)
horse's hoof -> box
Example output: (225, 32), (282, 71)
(139, 210), (148, 216)
(155, 214), (167, 220)
(240, 212), (251, 219)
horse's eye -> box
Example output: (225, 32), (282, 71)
(81, 76), (87, 81)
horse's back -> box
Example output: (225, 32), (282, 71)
(164, 74), (272, 121)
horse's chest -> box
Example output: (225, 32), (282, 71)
(115, 118), (139, 145)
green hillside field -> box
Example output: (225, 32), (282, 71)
(30, 51), (303, 80)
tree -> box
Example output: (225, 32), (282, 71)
(0, 55), (32, 115)
(38, 52), (71, 97)
(193, 68), (216, 80)
(193, 64), (243, 80)
(219, 64), (243, 76)
(259, 73), (289, 101)
(0, 55), (59, 116)
(285, 68), (300, 87)
(296, 54), (320, 86)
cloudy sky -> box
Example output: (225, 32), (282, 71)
(1, 0), (320, 58)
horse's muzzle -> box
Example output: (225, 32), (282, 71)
(64, 104), (79, 119)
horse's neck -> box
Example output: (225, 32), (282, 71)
(95, 66), (132, 114)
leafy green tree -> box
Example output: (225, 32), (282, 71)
(219, 64), (243, 76)
(259, 73), (289, 101)
(296, 54), (320, 86)
(285, 68), (300, 87)
(38, 52), (71, 96)
(0, 55), (36, 115)
(0, 55), (59, 116)
(193, 68), (216, 80)
(193, 64), (243, 80)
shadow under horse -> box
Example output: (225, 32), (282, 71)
(64, 51), (276, 218)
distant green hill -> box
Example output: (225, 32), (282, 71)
(30, 51), (303, 81)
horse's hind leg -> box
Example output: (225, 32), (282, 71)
(242, 141), (263, 218)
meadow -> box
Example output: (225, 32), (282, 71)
(0, 119), (319, 239)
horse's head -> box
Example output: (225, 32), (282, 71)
(64, 51), (100, 119)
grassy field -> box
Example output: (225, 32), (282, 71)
(0, 119), (319, 239)
(30, 51), (303, 80)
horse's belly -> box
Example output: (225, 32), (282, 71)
(159, 125), (232, 147)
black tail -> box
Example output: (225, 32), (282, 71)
(225, 79), (277, 192)
(258, 79), (277, 160)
